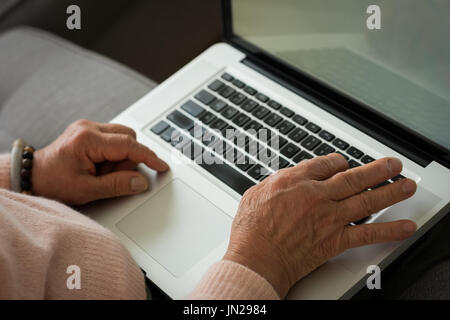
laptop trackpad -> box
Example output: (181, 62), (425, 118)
(116, 179), (231, 278)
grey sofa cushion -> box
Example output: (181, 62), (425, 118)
(0, 27), (156, 152)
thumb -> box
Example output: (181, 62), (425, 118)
(93, 171), (149, 199)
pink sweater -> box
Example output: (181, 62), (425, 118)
(0, 154), (278, 300)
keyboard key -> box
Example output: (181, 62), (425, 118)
(241, 99), (259, 112)
(269, 135), (288, 149)
(246, 140), (260, 156)
(209, 99), (227, 112)
(264, 113), (283, 127)
(281, 143), (300, 158)
(167, 110), (195, 130)
(269, 157), (290, 170)
(181, 100), (205, 118)
(234, 132), (251, 148)
(195, 90), (216, 105)
(236, 156), (255, 172)
(219, 85), (236, 98)
(305, 122), (321, 133)
(391, 174), (405, 182)
(182, 141), (203, 160)
(202, 132), (220, 147)
(212, 139), (232, 157)
(255, 93), (269, 103)
(277, 120), (295, 135)
(248, 164), (269, 181)
(245, 120), (263, 134)
(230, 92), (246, 106)
(318, 130), (335, 142)
(208, 79), (225, 92)
(222, 125), (237, 138)
(280, 107), (294, 118)
(268, 100), (282, 110)
(210, 118), (228, 131)
(160, 126), (178, 142)
(288, 127), (308, 142)
(232, 113), (251, 127)
(221, 73), (233, 81)
(293, 151), (313, 163)
(332, 138), (349, 150)
(150, 120), (169, 135)
(199, 153), (256, 195)
(301, 136), (321, 150)
(292, 114), (308, 125)
(361, 155), (375, 164)
(225, 148), (244, 164)
(257, 127), (273, 142)
(232, 79), (245, 88)
(244, 86), (257, 95)
(199, 112), (216, 125)
(253, 106), (270, 119)
(258, 147), (276, 164)
(348, 160), (361, 168)
(314, 143), (336, 156)
(336, 151), (349, 160)
(189, 126), (207, 139)
(171, 133), (190, 150)
(347, 146), (364, 159)
(222, 106), (239, 119)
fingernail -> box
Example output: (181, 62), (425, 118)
(131, 177), (148, 192)
(402, 179), (416, 195)
(159, 158), (170, 171)
(387, 158), (402, 174)
(403, 221), (417, 234)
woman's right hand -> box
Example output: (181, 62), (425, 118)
(223, 153), (417, 298)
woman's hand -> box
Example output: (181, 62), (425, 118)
(224, 153), (417, 298)
(32, 119), (169, 205)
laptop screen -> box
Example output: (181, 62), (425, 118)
(232, 0), (450, 151)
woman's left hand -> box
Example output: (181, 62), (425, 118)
(31, 119), (169, 205)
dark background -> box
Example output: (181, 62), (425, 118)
(0, 0), (223, 82)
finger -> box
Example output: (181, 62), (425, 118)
(112, 159), (138, 172)
(337, 178), (417, 223)
(325, 157), (403, 200)
(341, 220), (417, 249)
(89, 171), (149, 199)
(295, 153), (349, 180)
(91, 134), (169, 172)
(98, 123), (137, 138)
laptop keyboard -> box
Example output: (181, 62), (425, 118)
(150, 72), (406, 224)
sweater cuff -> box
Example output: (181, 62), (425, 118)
(0, 154), (11, 190)
(186, 260), (280, 300)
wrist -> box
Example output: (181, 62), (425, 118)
(223, 237), (292, 298)
(30, 148), (48, 198)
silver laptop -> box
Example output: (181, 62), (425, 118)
(84, 0), (450, 299)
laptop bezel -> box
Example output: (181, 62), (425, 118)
(221, 0), (450, 169)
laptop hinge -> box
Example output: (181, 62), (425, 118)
(241, 56), (437, 168)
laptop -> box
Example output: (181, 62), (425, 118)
(84, 0), (450, 299)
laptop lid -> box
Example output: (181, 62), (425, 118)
(222, 0), (450, 168)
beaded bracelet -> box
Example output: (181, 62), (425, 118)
(20, 145), (35, 195)
(10, 139), (35, 195)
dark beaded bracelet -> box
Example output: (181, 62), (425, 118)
(20, 145), (35, 194)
